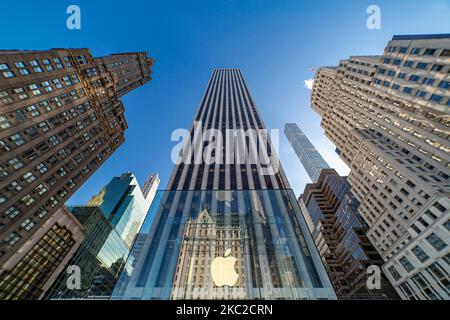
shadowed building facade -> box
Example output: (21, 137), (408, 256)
(0, 49), (153, 299)
(285, 123), (398, 299)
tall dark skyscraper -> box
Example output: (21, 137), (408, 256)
(285, 123), (330, 183)
(0, 48), (153, 299)
(112, 69), (336, 300)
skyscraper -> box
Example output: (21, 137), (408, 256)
(112, 68), (336, 300)
(285, 123), (330, 183)
(286, 124), (397, 299)
(0, 49), (153, 299)
(311, 34), (450, 300)
(86, 172), (159, 248)
(45, 172), (159, 299)
(301, 169), (398, 299)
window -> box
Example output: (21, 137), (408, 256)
(431, 64), (444, 72)
(23, 172), (36, 183)
(20, 218), (36, 231)
(423, 48), (436, 56)
(34, 184), (48, 195)
(422, 77), (435, 85)
(409, 75), (420, 82)
(37, 207), (48, 218)
(399, 256), (414, 272)
(21, 194), (35, 206)
(426, 233), (447, 251)
(388, 266), (401, 281)
(0, 116), (11, 129)
(411, 246), (429, 262)
(416, 62), (428, 70)
(430, 94), (443, 103)
(19, 69), (30, 75)
(9, 181), (22, 191)
(399, 47), (408, 54)
(440, 49), (450, 57)
(403, 87), (412, 94)
(49, 136), (60, 146)
(29, 60), (39, 66)
(444, 219), (450, 231)
(415, 90), (427, 98)
(38, 122), (50, 132)
(404, 61), (414, 68)
(393, 59), (401, 66)
(4, 232), (21, 246)
(10, 133), (26, 146)
(2, 71), (15, 78)
(36, 163), (47, 174)
(0, 63), (10, 70)
(4, 206), (20, 219)
(438, 80), (450, 89)
(434, 202), (446, 213)
(8, 157), (23, 170)
(412, 48), (421, 55)
(398, 72), (406, 79)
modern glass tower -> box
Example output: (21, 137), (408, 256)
(284, 123), (330, 183)
(45, 172), (159, 299)
(112, 69), (336, 300)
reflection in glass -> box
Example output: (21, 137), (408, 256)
(112, 189), (336, 300)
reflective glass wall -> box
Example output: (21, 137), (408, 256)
(112, 189), (336, 300)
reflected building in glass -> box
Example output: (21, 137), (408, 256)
(112, 69), (336, 300)
(45, 172), (159, 299)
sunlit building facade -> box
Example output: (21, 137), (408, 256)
(311, 34), (450, 299)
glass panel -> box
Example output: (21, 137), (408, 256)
(112, 189), (336, 300)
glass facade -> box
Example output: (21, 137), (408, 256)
(87, 173), (156, 248)
(44, 206), (130, 299)
(112, 189), (336, 300)
(284, 123), (330, 183)
(45, 172), (158, 299)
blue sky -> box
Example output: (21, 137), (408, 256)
(2, 0), (449, 204)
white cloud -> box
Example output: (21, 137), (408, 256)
(304, 78), (314, 90)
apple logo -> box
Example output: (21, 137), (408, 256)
(210, 248), (239, 287)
